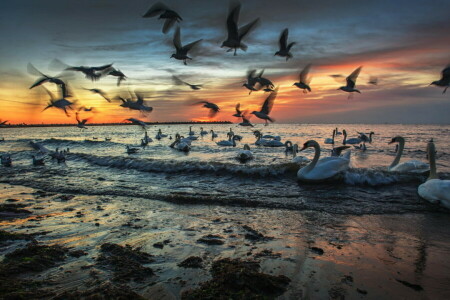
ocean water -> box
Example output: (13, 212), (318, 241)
(0, 124), (449, 215)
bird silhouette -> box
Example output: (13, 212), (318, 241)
(195, 101), (220, 118)
(172, 75), (202, 90)
(293, 64), (312, 93)
(171, 26), (202, 65)
(338, 66), (362, 99)
(251, 87), (278, 125)
(142, 2), (182, 34)
(275, 28), (295, 61)
(84, 88), (111, 102)
(430, 65), (450, 94)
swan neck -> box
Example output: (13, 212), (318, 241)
(305, 142), (321, 171)
(428, 143), (438, 180)
(390, 139), (404, 169)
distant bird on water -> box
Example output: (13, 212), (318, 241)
(275, 28), (295, 61)
(251, 87), (278, 125)
(171, 27), (202, 65)
(84, 88), (111, 102)
(172, 75), (202, 90)
(338, 66), (362, 99)
(293, 64), (312, 93)
(430, 65), (450, 94)
(142, 2), (182, 34)
(221, 1), (260, 56)
(195, 101), (220, 118)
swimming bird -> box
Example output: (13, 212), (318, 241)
(251, 87), (278, 125)
(324, 130), (336, 144)
(142, 131), (153, 146)
(221, 2), (260, 56)
(83, 88), (111, 102)
(430, 65), (450, 94)
(342, 130), (362, 145)
(32, 155), (45, 166)
(195, 101), (220, 118)
(210, 130), (218, 139)
(338, 66), (362, 99)
(188, 126), (195, 136)
(331, 145), (351, 157)
(170, 135), (191, 152)
(418, 140), (450, 209)
(216, 134), (239, 147)
(106, 68), (126, 86)
(155, 129), (167, 140)
(142, 1), (182, 34)
(284, 141), (294, 153)
(1, 155), (12, 167)
(359, 131), (375, 143)
(126, 145), (139, 154)
(292, 144), (309, 164)
(297, 140), (351, 182)
(41, 86), (74, 117)
(119, 92), (153, 113)
(200, 127), (208, 136)
(253, 131), (271, 146)
(353, 143), (367, 151)
(236, 144), (253, 162)
(65, 63), (113, 81)
(388, 136), (429, 173)
(125, 118), (147, 129)
(171, 26), (202, 65)
(275, 28), (295, 61)
(293, 64), (312, 93)
(335, 128), (342, 135)
(172, 75), (202, 90)
(76, 112), (90, 129)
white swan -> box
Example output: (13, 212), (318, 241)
(236, 144), (253, 162)
(210, 130), (218, 139)
(200, 127), (208, 135)
(188, 126), (195, 136)
(263, 139), (284, 147)
(324, 129), (335, 144)
(388, 136), (429, 173)
(126, 145), (139, 154)
(335, 128), (342, 136)
(297, 140), (351, 182)
(418, 140), (450, 209)
(342, 130), (361, 145)
(292, 144), (309, 164)
(217, 134), (238, 147)
(170, 135), (191, 152)
(253, 131), (271, 146)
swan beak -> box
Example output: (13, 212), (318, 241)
(299, 145), (307, 151)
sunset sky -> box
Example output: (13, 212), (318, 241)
(0, 0), (449, 125)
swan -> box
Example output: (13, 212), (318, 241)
(335, 128), (342, 136)
(126, 145), (139, 154)
(170, 136), (191, 152)
(262, 135), (281, 141)
(1, 154), (12, 167)
(200, 127), (208, 136)
(342, 130), (361, 145)
(253, 131), (271, 146)
(292, 144), (309, 164)
(331, 145), (350, 157)
(353, 143), (367, 151)
(418, 140), (450, 209)
(210, 130), (218, 139)
(236, 144), (253, 162)
(297, 140), (351, 182)
(188, 126), (195, 136)
(175, 134), (192, 145)
(285, 141), (294, 153)
(324, 129), (335, 144)
(263, 139), (284, 147)
(217, 134), (238, 147)
(359, 131), (374, 143)
(388, 136), (429, 173)
(32, 155), (45, 166)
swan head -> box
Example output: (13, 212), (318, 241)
(299, 140), (317, 151)
(243, 144), (251, 150)
(388, 136), (404, 145)
(430, 80), (439, 86)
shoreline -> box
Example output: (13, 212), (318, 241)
(1, 182), (449, 299)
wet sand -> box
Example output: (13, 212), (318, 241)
(1, 182), (449, 299)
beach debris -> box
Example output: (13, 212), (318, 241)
(396, 279), (423, 291)
(242, 225), (272, 242)
(310, 246), (324, 255)
(178, 256), (203, 269)
(197, 234), (225, 245)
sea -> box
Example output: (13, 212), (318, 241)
(0, 124), (449, 215)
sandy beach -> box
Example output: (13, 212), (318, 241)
(1, 182), (449, 299)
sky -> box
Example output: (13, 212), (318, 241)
(0, 0), (449, 125)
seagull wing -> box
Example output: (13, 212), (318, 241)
(173, 26), (182, 51)
(30, 77), (49, 89)
(142, 2), (170, 18)
(163, 18), (176, 34)
(226, 3), (240, 40)
(27, 63), (45, 77)
(260, 87), (278, 114)
(172, 75), (185, 86)
(235, 103), (241, 114)
(441, 64), (450, 81)
(182, 39), (203, 53)
(135, 92), (145, 105)
(92, 63), (113, 71)
(238, 18), (259, 40)
(279, 28), (288, 51)
(300, 64), (312, 83)
(41, 86), (55, 101)
(346, 66), (362, 88)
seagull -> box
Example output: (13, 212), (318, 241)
(338, 66), (362, 99)
(293, 64), (312, 93)
(430, 65), (450, 94)
(254, 70), (275, 92)
(274, 28), (295, 61)
(233, 103), (243, 117)
(243, 69), (261, 94)
(106, 68), (126, 86)
(78, 106), (97, 113)
(125, 118), (147, 129)
(172, 75), (202, 90)
(84, 88), (111, 102)
(76, 112), (90, 129)
(171, 26), (202, 65)
(251, 87), (278, 125)
(0, 120), (8, 126)
(41, 86), (74, 117)
(367, 76), (378, 85)
(195, 101), (220, 118)
(119, 92), (153, 113)
(221, 2), (260, 56)
(142, 1), (182, 34)
(28, 63), (69, 97)
(65, 63), (113, 81)
(239, 112), (254, 127)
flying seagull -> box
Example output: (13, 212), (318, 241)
(172, 75), (202, 90)
(221, 2), (260, 56)
(251, 87), (278, 125)
(367, 76), (378, 85)
(338, 66), (362, 99)
(195, 101), (220, 118)
(171, 26), (202, 65)
(65, 63), (113, 81)
(125, 118), (148, 129)
(142, 2), (182, 34)
(274, 28), (295, 61)
(0, 120), (8, 126)
(430, 65), (450, 94)
(293, 64), (312, 93)
(239, 111), (254, 127)
(84, 88), (111, 102)
(41, 86), (74, 117)
(118, 92), (153, 113)
(243, 69), (260, 94)
(75, 112), (90, 129)
(28, 63), (69, 98)
(106, 68), (126, 86)
(233, 103), (243, 117)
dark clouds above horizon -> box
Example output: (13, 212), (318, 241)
(0, 0), (449, 124)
